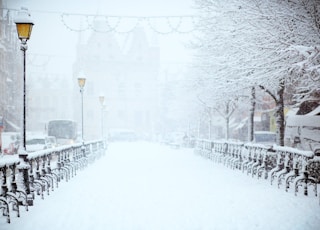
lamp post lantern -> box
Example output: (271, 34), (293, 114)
(99, 95), (105, 139)
(78, 78), (86, 144)
(15, 7), (33, 152)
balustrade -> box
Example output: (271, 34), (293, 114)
(0, 140), (105, 224)
(194, 139), (320, 200)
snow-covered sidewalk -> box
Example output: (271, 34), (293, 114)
(1, 142), (319, 230)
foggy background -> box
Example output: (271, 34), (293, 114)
(4, 0), (197, 141)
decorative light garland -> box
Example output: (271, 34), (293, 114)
(60, 13), (198, 34)
(61, 13), (90, 32)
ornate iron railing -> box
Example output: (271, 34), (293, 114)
(0, 140), (106, 223)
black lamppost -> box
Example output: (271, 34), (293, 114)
(14, 7), (33, 152)
(78, 78), (86, 144)
(14, 7), (34, 205)
(99, 95), (105, 139)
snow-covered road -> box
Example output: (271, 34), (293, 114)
(1, 142), (320, 230)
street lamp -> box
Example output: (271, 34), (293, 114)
(14, 7), (34, 205)
(99, 95), (105, 139)
(78, 78), (86, 144)
(14, 7), (34, 152)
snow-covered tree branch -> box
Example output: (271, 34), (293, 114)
(192, 0), (320, 145)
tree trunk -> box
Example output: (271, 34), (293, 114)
(248, 86), (256, 142)
(259, 78), (286, 146)
(226, 102), (230, 140)
(275, 79), (285, 146)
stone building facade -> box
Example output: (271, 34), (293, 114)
(0, 2), (23, 132)
(73, 25), (160, 140)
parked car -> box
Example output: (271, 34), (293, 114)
(0, 132), (20, 155)
(285, 105), (320, 151)
(26, 135), (52, 152)
(254, 131), (276, 145)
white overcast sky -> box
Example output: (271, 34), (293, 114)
(7, 0), (196, 76)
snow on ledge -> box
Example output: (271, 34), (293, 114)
(272, 145), (314, 157)
(244, 142), (272, 149)
(0, 155), (20, 167)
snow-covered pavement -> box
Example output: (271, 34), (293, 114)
(1, 141), (320, 230)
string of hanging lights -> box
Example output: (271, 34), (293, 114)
(60, 13), (197, 34)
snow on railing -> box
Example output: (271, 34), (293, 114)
(0, 139), (106, 223)
(0, 155), (20, 168)
(194, 138), (320, 197)
(272, 145), (314, 158)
